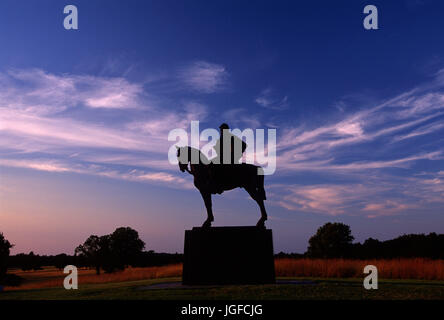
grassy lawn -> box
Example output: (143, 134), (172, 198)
(2, 277), (444, 300)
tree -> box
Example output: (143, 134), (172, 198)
(75, 235), (109, 274)
(54, 254), (70, 270)
(306, 223), (354, 258)
(361, 238), (382, 259)
(109, 227), (145, 270)
(0, 232), (13, 278)
(75, 227), (145, 274)
(27, 251), (42, 271)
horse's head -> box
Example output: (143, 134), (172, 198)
(176, 146), (209, 173)
(176, 146), (190, 173)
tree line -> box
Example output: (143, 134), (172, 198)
(0, 227), (182, 280)
(7, 250), (183, 273)
(73, 226), (182, 274)
(1, 223), (444, 283)
(305, 222), (444, 259)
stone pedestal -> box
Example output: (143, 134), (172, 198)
(182, 226), (275, 285)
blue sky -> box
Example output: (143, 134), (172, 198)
(1, 0), (444, 254)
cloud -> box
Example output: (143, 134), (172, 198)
(261, 72), (444, 218)
(255, 88), (288, 110)
(222, 108), (261, 129)
(0, 159), (71, 173)
(335, 122), (363, 136)
(0, 102), (208, 177)
(0, 158), (192, 189)
(392, 121), (444, 142)
(362, 201), (414, 218)
(270, 180), (421, 218)
(0, 69), (146, 112)
(328, 152), (441, 170)
(403, 172), (444, 204)
(179, 61), (228, 93)
(395, 92), (444, 118)
(83, 78), (143, 109)
(276, 75), (444, 174)
(0, 108), (156, 152)
(271, 183), (382, 216)
(2, 66), (444, 219)
(0, 68), (212, 186)
(278, 185), (348, 215)
(277, 152), (442, 172)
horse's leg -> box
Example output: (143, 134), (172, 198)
(255, 199), (267, 228)
(200, 191), (214, 228)
(245, 186), (268, 228)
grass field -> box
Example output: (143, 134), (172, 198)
(2, 277), (444, 300)
(2, 258), (444, 300)
(5, 264), (183, 291)
(275, 258), (444, 280)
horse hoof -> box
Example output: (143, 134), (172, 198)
(202, 220), (212, 228)
(256, 219), (266, 229)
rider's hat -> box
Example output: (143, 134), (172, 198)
(219, 123), (229, 130)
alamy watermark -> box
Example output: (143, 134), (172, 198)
(63, 5), (378, 31)
(63, 265), (78, 289)
(63, 5), (78, 30)
(168, 121), (276, 175)
(363, 265), (378, 290)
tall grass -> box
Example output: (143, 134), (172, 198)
(5, 258), (444, 291)
(6, 264), (182, 291)
(275, 258), (444, 280)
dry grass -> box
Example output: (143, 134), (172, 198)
(5, 264), (182, 291)
(5, 258), (444, 291)
(275, 258), (444, 280)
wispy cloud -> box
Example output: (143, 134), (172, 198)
(0, 68), (210, 186)
(222, 108), (261, 129)
(363, 201), (414, 218)
(178, 61), (228, 93)
(270, 180), (418, 218)
(0, 69), (146, 112)
(0, 158), (192, 189)
(278, 151), (442, 172)
(274, 184), (355, 215)
(276, 73), (444, 174)
(262, 71), (444, 217)
(255, 88), (288, 110)
(392, 121), (444, 142)
(0, 159), (72, 173)
(1, 66), (444, 220)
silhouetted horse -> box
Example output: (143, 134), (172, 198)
(177, 146), (268, 228)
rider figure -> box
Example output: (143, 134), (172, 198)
(211, 123), (247, 194)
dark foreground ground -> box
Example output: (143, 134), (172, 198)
(1, 277), (444, 300)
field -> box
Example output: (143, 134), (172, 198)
(275, 258), (444, 280)
(1, 258), (444, 300)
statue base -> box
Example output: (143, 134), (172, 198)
(182, 226), (275, 285)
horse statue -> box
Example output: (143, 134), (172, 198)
(176, 146), (268, 228)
